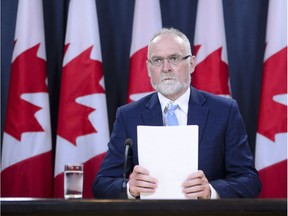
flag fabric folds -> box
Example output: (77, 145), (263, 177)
(127, 0), (162, 102)
(193, 0), (230, 96)
(54, 0), (110, 198)
(1, 0), (53, 197)
(255, 0), (287, 198)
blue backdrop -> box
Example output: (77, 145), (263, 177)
(1, 0), (269, 155)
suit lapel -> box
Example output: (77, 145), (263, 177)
(142, 93), (164, 126)
(187, 87), (209, 142)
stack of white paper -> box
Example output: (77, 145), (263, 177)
(137, 125), (199, 199)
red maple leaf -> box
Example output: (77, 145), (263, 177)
(57, 46), (105, 145)
(128, 46), (154, 103)
(4, 44), (48, 141)
(192, 45), (230, 95)
(192, 46), (230, 95)
(257, 47), (287, 142)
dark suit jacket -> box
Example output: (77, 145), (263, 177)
(93, 87), (261, 198)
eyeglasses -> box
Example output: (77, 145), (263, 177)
(147, 54), (191, 67)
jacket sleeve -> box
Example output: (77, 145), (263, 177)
(210, 100), (261, 198)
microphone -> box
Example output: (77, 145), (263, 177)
(120, 138), (133, 198)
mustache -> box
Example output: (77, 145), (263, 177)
(159, 73), (177, 81)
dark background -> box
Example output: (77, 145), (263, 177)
(1, 0), (269, 156)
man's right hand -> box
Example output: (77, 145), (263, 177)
(128, 165), (158, 198)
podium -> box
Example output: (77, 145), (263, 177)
(1, 198), (286, 216)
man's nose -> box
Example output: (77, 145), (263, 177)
(162, 58), (172, 72)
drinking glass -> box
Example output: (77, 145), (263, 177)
(64, 164), (83, 199)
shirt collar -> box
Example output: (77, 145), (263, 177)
(158, 87), (190, 114)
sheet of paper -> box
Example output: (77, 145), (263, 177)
(137, 125), (198, 199)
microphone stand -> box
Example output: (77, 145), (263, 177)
(119, 138), (133, 199)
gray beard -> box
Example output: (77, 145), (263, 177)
(152, 79), (189, 97)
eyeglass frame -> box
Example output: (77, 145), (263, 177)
(147, 54), (192, 67)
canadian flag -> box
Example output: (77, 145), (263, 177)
(255, 0), (287, 198)
(127, 0), (162, 102)
(193, 0), (230, 96)
(1, 0), (53, 197)
(54, 0), (109, 198)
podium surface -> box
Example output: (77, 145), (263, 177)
(1, 198), (286, 216)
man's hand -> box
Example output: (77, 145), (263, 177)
(182, 170), (211, 199)
(128, 165), (158, 198)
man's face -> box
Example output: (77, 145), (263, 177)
(147, 34), (195, 100)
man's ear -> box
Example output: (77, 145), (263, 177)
(190, 55), (196, 74)
(146, 60), (151, 77)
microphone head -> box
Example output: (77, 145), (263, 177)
(124, 138), (133, 148)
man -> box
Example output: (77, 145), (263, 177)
(92, 28), (261, 199)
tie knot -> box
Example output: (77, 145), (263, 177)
(165, 101), (179, 126)
(167, 101), (178, 112)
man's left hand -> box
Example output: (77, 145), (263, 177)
(182, 170), (211, 199)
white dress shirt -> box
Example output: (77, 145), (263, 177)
(158, 87), (190, 126)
